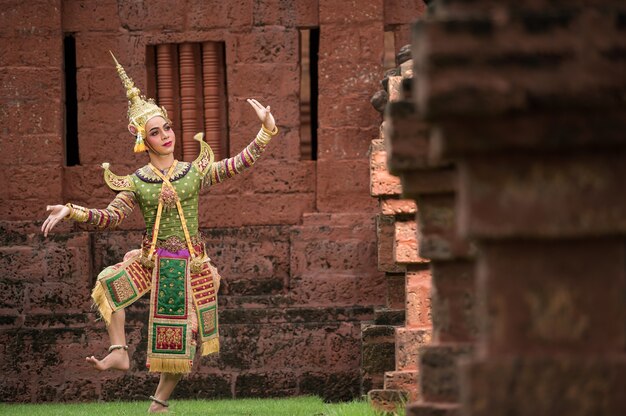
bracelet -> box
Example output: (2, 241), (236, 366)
(261, 124), (278, 136)
(108, 344), (129, 352)
(65, 203), (89, 223)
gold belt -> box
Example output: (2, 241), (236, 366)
(142, 234), (204, 254)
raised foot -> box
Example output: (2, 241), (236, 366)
(85, 348), (130, 371)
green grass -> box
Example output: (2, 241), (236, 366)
(0, 396), (404, 416)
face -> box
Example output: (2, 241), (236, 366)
(144, 116), (175, 155)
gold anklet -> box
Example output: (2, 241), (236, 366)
(149, 395), (169, 407)
(108, 344), (128, 352)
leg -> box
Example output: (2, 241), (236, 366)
(149, 372), (183, 413)
(85, 309), (130, 371)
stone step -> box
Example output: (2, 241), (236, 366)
(384, 370), (419, 402)
(368, 389), (409, 414)
(406, 402), (461, 416)
(361, 324), (397, 392)
(396, 327), (432, 371)
(374, 307), (405, 326)
(419, 343), (473, 403)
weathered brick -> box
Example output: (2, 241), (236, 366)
(406, 268), (432, 328)
(319, 0), (383, 23)
(188, 0), (253, 29)
(376, 215), (404, 273)
(477, 240), (626, 354)
(394, 220), (428, 264)
(317, 159), (378, 213)
(396, 327), (432, 371)
(370, 138), (403, 197)
(384, 0), (426, 25)
(430, 260), (476, 343)
(460, 356), (626, 416)
(420, 343), (473, 403)
(318, 126), (379, 160)
(62, 0), (120, 32)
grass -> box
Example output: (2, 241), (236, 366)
(0, 396), (405, 416)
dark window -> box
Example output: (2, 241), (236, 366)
(64, 34), (79, 166)
(299, 28), (319, 161)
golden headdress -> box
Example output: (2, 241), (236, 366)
(110, 51), (170, 153)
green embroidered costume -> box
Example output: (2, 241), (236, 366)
(67, 128), (275, 373)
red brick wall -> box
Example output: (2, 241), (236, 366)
(0, 0), (425, 403)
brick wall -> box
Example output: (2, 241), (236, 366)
(389, 1), (626, 415)
(0, 0), (427, 403)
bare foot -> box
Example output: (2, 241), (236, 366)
(148, 402), (169, 413)
(85, 348), (129, 371)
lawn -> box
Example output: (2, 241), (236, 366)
(0, 396), (404, 416)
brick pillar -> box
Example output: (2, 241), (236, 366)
(385, 66), (478, 415)
(407, 1), (626, 415)
(366, 48), (434, 412)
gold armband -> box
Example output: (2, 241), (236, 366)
(65, 203), (89, 223)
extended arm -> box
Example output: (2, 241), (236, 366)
(42, 191), (137, 236)
(203, 125), (276, 187)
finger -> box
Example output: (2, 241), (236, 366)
(250, 99), (264, 110)
(249, 99), (263, 112)
(46, 205), (51, 212)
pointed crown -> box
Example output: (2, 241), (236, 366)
(110, 51), (170, 152)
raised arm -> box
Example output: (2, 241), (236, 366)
(196, 98), (278, 188)
(42, 191), (137, 237)
(203, 125), (276, 187)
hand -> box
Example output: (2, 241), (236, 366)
(42, 204), (70, 237)
(247, 99), (275, 132)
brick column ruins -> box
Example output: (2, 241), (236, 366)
(391, 1), (626, 415)
(366, 51), (432, 409)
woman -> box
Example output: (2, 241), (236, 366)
(41, 53), (278, 413)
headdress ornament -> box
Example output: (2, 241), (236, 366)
(110, 51), (170, 153)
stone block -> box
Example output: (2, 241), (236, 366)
(62, 0), (120, 32)
(477, 239), (626, 354)
(370, 139), (403, 197)
(431, 260), (476, 343)
(319, 59), (382, 97)
(247, 160), (316, 194)
(0, 35), (62, 67)
(300, 370), (361, 402)
(460, 356), (626, 416)
(319, 22), (384, 63)
(417, 194), (474, 260)
(380, 198), (417, 216)
(384, 0), (427, 25)
(236, 371), (297, 398)
(316, 159), (378, 213)
(384, 101), (433, 173)
(117, 0), (186, 31)
(318, 126), (379, 160)
(0, 0), (61, 36)
(252, 0), (319, 27)
(0, 68), (62, 101)
(459, 153), (626, 238)
(188, 0), (253, 29)
(368, 389), (409, 413)
(377, 215), (404, 273)
(319, 0), (383, 23)
(318, 91), (381, 129)
(406, 268), (432, 328)
(420, 343), (473, 403)
(387, 272), (406, 310)
(406, 402), (461, 416)
(384, 370), (420, 401)
(401, 168), (457, 197)
(396, 327), (432, 371)
(230, 27), (298, 64)
(394, 220), (428, 265)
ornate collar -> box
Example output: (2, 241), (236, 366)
(135, 161), (191, 183)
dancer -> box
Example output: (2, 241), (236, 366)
(41, 53), (278, 413)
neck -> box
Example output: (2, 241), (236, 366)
(148, 153), (176, 171)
